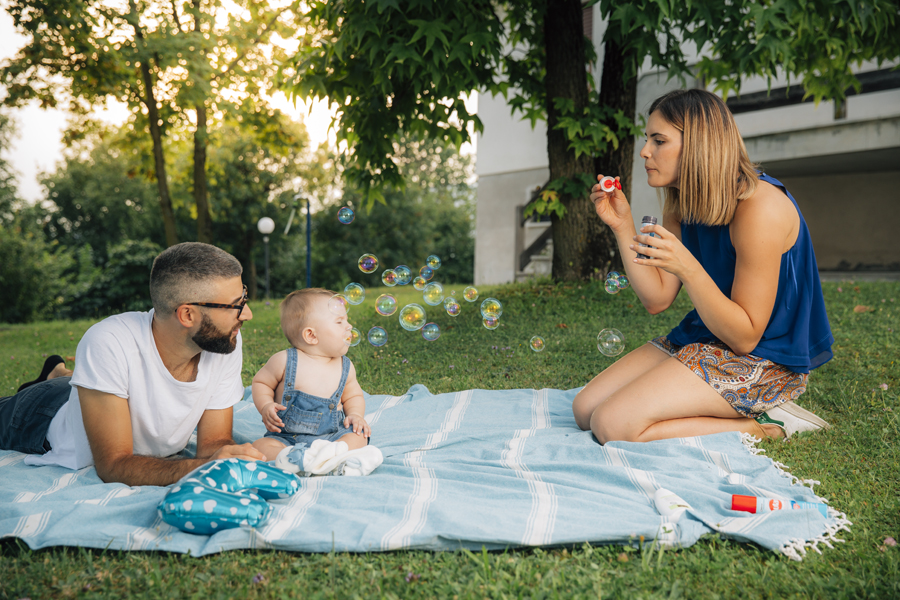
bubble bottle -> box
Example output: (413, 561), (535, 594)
(635, 215), (658, 260)
(598, 176), (622, 193)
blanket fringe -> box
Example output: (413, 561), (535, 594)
(738, 432), (852, 561)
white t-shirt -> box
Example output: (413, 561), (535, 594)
(25, 310), (244, 470)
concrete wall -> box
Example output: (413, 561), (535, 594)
(771, 170), (900, 270)
(474, 166), (549, 285)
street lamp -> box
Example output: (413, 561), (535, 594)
(257, 216), (275, 299)
(285, 192), (312, 289)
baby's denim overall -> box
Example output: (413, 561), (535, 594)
(264, 349), (357, 448)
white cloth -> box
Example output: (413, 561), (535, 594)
(25, 310), (244, 470)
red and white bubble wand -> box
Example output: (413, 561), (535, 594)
(598, 176), (622, 193)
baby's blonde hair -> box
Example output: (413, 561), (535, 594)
(280, 288), (336, 347)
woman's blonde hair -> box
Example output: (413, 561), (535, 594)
(280, 288), (335, 346)
(649, 89), (759, 225)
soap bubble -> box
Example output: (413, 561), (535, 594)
(367, 326), (387, 347)
(530, 336), (545, 352)
(344, 283), (366, 305)
(616, 274), (630, 290)
(394, 265), (412, 285)
(328, 294), (348, 315)
(444, 298), (461, 317)
(375, 294), (397, 316)
(483, 316), (500, 330)
(345, 328), (361, 347)
(463, 286), (479, 302)
(399, 304), (427, 331)
(413, 276), (427, 291)
(337, 206), (355, 224)
(597, 328), (625, 357)
(358, 254), (378, 274)
(382, 269), (398, 287)
(480, 298), (503, 319)
(607, 271), (621, 281)
(426, 255), (441, 270)
(422, 282), (444, 306)
(419, 266), (434, 281)
(604, 280), (620, 295)
(422, 323), (441, 341)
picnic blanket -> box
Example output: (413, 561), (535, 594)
(0, 385), (850, 559)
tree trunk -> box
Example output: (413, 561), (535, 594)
(593, 39), (638, 273)
(194, 102), (212, 243)
(544, 0), (612, 281)
(133, 36), (178, 247)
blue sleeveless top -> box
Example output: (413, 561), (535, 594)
(666, 173), (833, 373)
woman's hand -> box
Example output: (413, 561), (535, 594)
(590, 174), (633, 234)
(630, 223), (699, 281)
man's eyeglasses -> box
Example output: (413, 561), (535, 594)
(187, 285), (248, 316)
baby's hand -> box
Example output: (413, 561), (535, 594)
(343, 413), (370, 438)
(261, 402), (287, 432)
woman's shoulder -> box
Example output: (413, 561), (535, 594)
(733, 179), (796, 228)
(730, 179), (800, 254)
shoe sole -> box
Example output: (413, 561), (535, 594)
(778, 401), (831, 430)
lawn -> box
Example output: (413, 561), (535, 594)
(1, 278), (898, 599)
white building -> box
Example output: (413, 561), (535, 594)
(474, 6), (900, 285)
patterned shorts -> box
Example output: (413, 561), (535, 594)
(649, 336), (808, 417)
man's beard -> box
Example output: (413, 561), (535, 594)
(192, 313), (238, 354)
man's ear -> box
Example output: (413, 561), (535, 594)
(302, 326), (318, 345)
(174, 305), (199, 329)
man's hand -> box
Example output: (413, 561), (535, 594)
(343, 413), (370, 438)
(210, 443), (267, 462)
(259, 401), (287, 432)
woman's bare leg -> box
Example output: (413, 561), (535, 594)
(589, 357), (779, 443)
(572, 344), (670, 430)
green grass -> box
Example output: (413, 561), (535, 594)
(1, 279), (898, 599)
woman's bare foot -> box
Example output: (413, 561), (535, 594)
(47, 362), (73, 379)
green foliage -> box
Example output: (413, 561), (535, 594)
(270, 134), (475, 293)
(60, 239), (163, 320)
(599, 0), (900, 103)
(0, 225), (74, 324)
(2, 281), (899, 597)
(282, 0), (503, 205)
(39, 124), (164, 263)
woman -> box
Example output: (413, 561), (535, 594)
(573, 89), (833, 444)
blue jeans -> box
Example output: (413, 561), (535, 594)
(0, 376), (72, 454)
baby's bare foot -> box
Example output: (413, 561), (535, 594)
(47, 362), (73, 380)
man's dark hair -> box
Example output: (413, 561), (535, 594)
(149, 243), (243, 315)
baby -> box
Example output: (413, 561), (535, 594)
(251, 288), (382, 476)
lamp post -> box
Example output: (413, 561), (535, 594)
(285, 192), (312, 289)
(257, 217), (275, 299)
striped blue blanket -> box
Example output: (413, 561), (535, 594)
(0, 385), (849, 559)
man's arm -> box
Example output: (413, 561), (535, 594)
(78, 386), (263, 486)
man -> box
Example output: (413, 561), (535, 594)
(0, 242), (265, 485)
